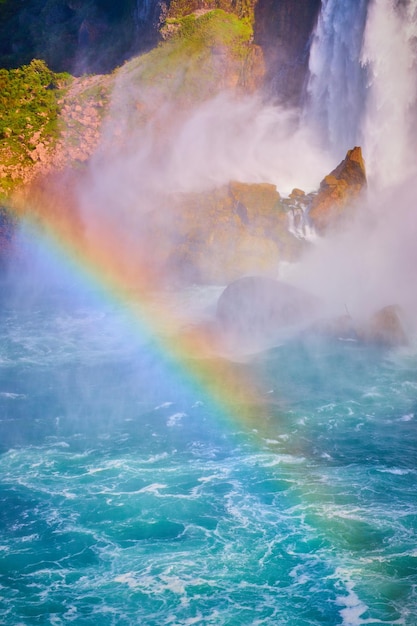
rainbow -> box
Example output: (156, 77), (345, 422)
(8, 183), (394, 619)
(10, 180), (274, 438)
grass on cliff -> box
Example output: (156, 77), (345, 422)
(123, 10), (253, 102)
(0, 59), (70, 192)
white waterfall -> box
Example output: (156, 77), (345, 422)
(361, 0), (417, 188)
(305, 0), (417, 189)
(304, 0), (369, 157)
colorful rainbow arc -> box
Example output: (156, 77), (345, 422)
(11, 188), (273, 437)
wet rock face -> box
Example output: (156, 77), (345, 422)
(308, 146), (367, 235)
(254, 0), (322, 104)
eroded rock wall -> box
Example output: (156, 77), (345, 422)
(254, 0), (321, 104)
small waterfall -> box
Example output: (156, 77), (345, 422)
(303, 0), (369, 158)
(304, 0), (417, 188)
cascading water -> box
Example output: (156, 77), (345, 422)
(304, 0), (369, 157)
(361, 0), (417, 187)
(305, 0), (417, 188)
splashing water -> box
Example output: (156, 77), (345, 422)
(361, 0), (417, 187)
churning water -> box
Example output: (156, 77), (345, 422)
(1, 275), (417, 625)
(2, 1), (417, 624)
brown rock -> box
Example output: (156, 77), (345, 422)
(289, 188), (305, 199)
(357, 305), (408, 347)
(164, 182), (304, 284)
(254, 0), (322, 104)
(309, 146), (367, 234)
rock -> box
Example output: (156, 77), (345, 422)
(289, 188), (305, 200)
(0, 205), (16, 270)
(309, 147), (367, 234)
(254, 0), (322, 104)
(164, 182), (304, 284)
(215, 275), (319, 351)
(357, 305), (408, 347)
(309, 305), (408, 348)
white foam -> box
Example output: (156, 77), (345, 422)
(0, 392), (25, 399)
(154, 401), (174, 410)
(397, 413), (414, 422)
(377, 468), (411, 476)
(167, 412), (187, 427)
(335, 569), (369, 626)
(138, 482), (167, 494)
(141, 452), (169, 464)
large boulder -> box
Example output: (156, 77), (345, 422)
(309, 147), (367, 234)
(356, 305), (408, 347)
(309, 305), (408, 348)
(215, 275), (319, 352)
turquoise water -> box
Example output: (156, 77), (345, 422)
(1, 285), (417, 625)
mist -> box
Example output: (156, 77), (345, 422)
(5, 0), (417, 355)
(285, 177), (417, 327)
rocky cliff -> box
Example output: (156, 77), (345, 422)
(0, 10), (264, 196)
(254, 0), (321, 104)
(0, 0), (320, 101)
(0, 0), (167, 74)
(0, 7), (369, 287)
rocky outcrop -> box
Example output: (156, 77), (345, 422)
(357, 305), (408, 347)
(1, 11), (263, 197)
(0, 72), (111, 196)
(310, 305), (408, 348)
(163, 182), (305, 284)
(308, 147), (367, 235)
(1, 0), (321, 103)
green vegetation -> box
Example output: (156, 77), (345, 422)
(124, 10), (254, 103)
(0, 59), (70, 195)
(0, 59), (69, 141)
(0, 9), (260, 199)
(167, 0), (255, 23)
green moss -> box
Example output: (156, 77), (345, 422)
(123, 10), (253, 103)
(0, 59), (71, 193)
(167, 0), (256, 23)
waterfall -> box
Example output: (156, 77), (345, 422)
(305, 0), (417, 188)
(361, 0), (417, 187)
(304, 0), (369, 157)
